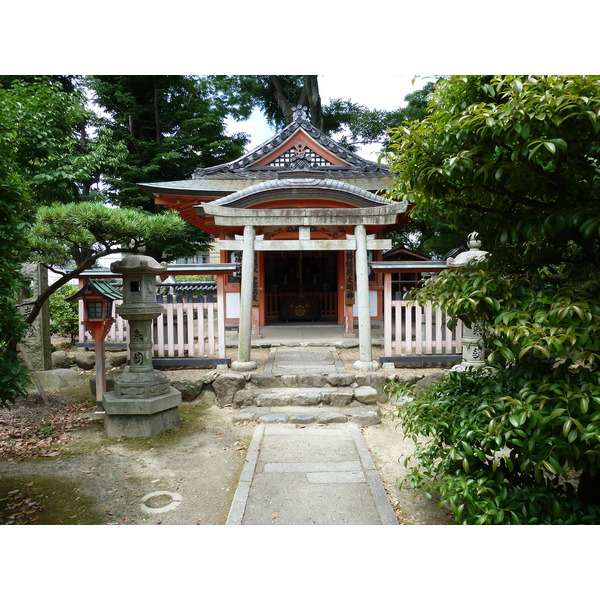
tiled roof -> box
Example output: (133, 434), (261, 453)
(192, 107), (389, 180)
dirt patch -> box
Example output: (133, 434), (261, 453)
(0, 390), (252, 525)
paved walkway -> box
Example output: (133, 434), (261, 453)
(226, 341), (397, 525)
(226, 422), (398, 525)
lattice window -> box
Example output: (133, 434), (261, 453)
(267, 145), (333, 168)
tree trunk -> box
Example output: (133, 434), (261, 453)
(304, 75), (323, 130)
(270, 76), (295, 125)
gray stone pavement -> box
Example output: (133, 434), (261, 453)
(226, 422), (398, 525)
(226, 329), (396, 525)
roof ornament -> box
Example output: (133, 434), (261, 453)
(289, 143), (313, 171)
(292, 105), (309, 122)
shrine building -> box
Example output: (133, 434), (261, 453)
(140, 106), (408, 371)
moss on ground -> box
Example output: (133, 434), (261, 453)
(110, 402), (209, 451)
(0, 475), (106, 525)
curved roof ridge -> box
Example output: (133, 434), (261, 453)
(206, 176), (390, 208)
(193, 107), (388, 179)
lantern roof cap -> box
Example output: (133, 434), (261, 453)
(446, 232), (489, 268)
(111, 253), (167, 274)
(65, 279), (122, 302)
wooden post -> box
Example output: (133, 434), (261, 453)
(383, 272), (392, 356)
(216, 274), (226, 359)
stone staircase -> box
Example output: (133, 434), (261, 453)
(230, 373), (387, 425)
(165, 347), (397, 427)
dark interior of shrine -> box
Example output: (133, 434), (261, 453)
(264, 252), (338, 321)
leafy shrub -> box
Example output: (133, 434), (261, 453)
(49, 284), (79, 345)
(392, 266), (600, 524)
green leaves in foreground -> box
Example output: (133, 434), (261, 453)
(392, 366), (600, 524)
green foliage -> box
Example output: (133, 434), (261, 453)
(86, 76), (247, 212)
(395, 365), (600, 524)
(24, 201), (188, 325)
(28, 201), (188, 266)
(386, 75), (600, 523)
(385, 75), (600, 270)
(49, 285), (79, 344)
(0, 77), (126, 207)
(0, 81), (38, 408)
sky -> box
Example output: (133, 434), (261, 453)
(224, 74), (431, 160)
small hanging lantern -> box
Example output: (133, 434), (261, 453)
(66, 280), (122, 411)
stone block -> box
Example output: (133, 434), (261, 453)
(326, 373), (355, 387)
(289, 413), (317, 425)
(196, 388), (217, 406)
(35, 368), (83, 390)
(255, 388), (323, 407)
(233, 410), (257, 424)
(329, 390), (354, 406)
(258, 413), (289, 424)
(169, 377), (203, 402)
(75, 351), (96, 370)
(104, 406), (180, 438)
(89, 371), (120, 395)
(248, 373), (280, 388)
(107, 351), (128, 368)
(355, 372), (387, 390)
(51, 351), (71, 369)
(280, 375), (297, 387)
(233, 389), (256, 408)
(317, 411), (348, 424)
(354, 386), (379, 405)
(212, 372), (246, 405)
(297, 374), (328, 387)
(103, 386), (181, 415)
(113, 368), (171, 399)
(351, 411), (381, 426)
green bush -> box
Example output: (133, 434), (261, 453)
(49, 284), (79, 345)
(392, 266), (600, 524)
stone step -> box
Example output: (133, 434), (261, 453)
(233, 386), (381, 408)
(232, 405), (382, 427)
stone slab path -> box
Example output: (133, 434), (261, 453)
(226, 422), (398, 525)
(264, 347), (344, 376)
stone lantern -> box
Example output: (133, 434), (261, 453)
(102, 254), (182, 438)
(447, 232), (489, 371)
(66, 279), (121, 412)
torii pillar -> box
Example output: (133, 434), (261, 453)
(353, 224), (379, 371)
(231, 225), (257, 371)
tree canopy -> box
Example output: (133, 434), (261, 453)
(385, 75), (600, 273)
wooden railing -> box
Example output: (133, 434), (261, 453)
(265, 291), (337, 320)
(383, 300), (463, 356)
(78, 294), (226, 359)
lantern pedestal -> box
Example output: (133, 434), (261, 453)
(103, 371), (181, 437)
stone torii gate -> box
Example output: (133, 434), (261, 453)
(199, 203), (406, 372)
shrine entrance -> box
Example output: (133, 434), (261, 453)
(264, 251), (338, 322)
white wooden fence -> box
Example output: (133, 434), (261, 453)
(383, 300), (463, 357)
(78, 295), (226, 359)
